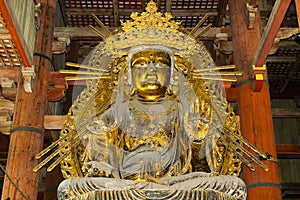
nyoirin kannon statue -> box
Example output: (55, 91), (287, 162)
(34, 1), (270, 200)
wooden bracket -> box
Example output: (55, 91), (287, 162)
(214, 32), (233, 58)
(22, 65), (36, 93)
(252, 65), (266, 92)
(247, 3), (258, 29)
(52, 33), (70, 54)
(0, 77), (14, 88)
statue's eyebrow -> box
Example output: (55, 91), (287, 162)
(131, 57), (150, 66)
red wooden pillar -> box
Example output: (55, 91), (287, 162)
(1, 0), (57, 199)
(228, 0), (281, 200)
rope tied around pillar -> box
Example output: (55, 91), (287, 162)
(247, 182), (282, 190)
(236, 78), (269, 88)
(10, 126), (45, 135)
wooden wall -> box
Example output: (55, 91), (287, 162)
(5, 0), (36, 62)
(271, 99), (300, 199)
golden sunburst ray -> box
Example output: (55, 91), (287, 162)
(189, 13), (210, 36)
(225, 137), (269, 171)
(192, 65), (237, 73)
(66, 62), (110, 72)
(192, 72), (243, 76)
(193, 77), (238, 82)
(91, 14), (112, 37)
(59, 70), (110, 76)
(64, 76), (112, 81)
(46, 140), (81, 172)
(88, 25), (107, 39)
(34, 129), (87, 172)
(35, 133), (72, 159)
(195, 24), (212, 39)
(226, 130), (268, 160)
(221, 126), (270, 171)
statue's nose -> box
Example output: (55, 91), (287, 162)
(147, 62), (157, 72)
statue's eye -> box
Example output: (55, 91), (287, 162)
(155, 57), (170, 67)
(132, 58), (149, 67)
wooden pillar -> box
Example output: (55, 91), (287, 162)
(228, 0), (281, 200)
(1, 0), (57, 199)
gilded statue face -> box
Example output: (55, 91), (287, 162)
(131, 50), (171, 99)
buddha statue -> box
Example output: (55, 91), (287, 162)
(55, 45), (247, 200)
(34, 1), (270, 199)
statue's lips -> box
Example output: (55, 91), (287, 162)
(142, 74), (160, 85)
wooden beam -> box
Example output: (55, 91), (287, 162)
(296, 0), (300, 31)
(252, 0), (291, 67)
(0, 66), (19, 82)
(157, 0), (161, 11)
(65, 8), (218, 18)
(41, 108), (300, 130)
(267, 56), (297, 62)
(54, 27), (232, 40)
(272, 108), (300, 118)
(215, 0), (228, 26)
(58, 0), (68, 26)
(276, 144), (300, 155)
(54, 27), (299, 41)
(113, 0), (119, 27)
(165, 0), (172, 13)
(44, 115), (65, 129)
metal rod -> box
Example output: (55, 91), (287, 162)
(195, 24), (213, 39)
(59, 70), (110, 75)
(35, 132), (70, 159)
(192, 65), (236, 72)
(65, 62), (109, 72)
(64, 76), (111, 81)
(189, 13), (210, 36)
(47, 140), (81, 172)
(88, 25), (106, 39)
(193, 77), (237, 82)
(192, 72), (243, 76)
(91, 14), (112, 36)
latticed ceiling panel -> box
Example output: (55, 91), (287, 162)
(64, 0), (218, 28)
(174, 15), (215, 27)
(118, 0), (143, 9)
(267, 47), (300, 95)
(172, 0), (218, 9)
(65, 0), (113, 9)
(272, 48), (300, 56)
(267, 61), (294, 76)
(67, 14), (115, 27)
(0, 13), (21, 68)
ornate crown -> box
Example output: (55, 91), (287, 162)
(121, 0), (181, 32)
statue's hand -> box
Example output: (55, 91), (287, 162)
(82, 161), (113, 177)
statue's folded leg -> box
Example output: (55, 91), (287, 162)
(58, 173), (246, 200)
(161, 173), (247, 200)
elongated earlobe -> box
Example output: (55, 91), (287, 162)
(166, 85), (173, 96)
(130, 86), (136, 96)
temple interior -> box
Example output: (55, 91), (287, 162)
(0, 0), (300, 199)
